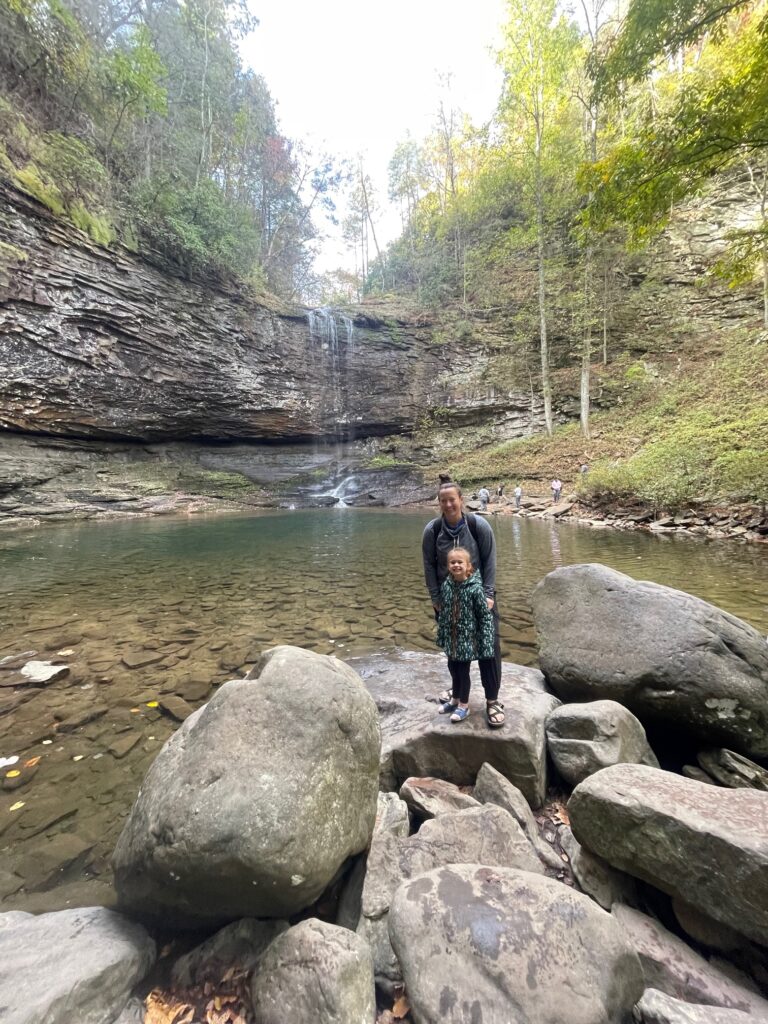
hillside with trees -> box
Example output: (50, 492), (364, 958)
(354, 0), (768, 512)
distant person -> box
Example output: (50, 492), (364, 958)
(434, 547), (495, 723)
(551, 478), (563, 503)
(477, 485), (490, 511)
(514, 484), (523, 509)
(579, 464), (589, 476)
(422, 475), (504, 728)
(496, 482), (505, 498)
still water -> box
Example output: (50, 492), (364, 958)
(0, 509), (766, 908)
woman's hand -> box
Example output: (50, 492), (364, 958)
(486, 598), (495, 610)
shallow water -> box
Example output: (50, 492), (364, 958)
(0, 509), (766, 908)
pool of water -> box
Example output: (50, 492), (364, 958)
(0, 508), (766, 909)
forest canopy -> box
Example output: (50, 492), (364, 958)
(0, 0), (342, 296)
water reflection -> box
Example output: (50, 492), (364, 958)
(0, 509), (766, 909)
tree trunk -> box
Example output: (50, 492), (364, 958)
(535, 142), (552, 436)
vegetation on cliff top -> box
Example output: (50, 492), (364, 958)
(0, 0), (341, 297)
(447, 327), (768, 509)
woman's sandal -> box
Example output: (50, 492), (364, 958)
(438, 689), (453, 705)
(450, 706), (470, 723)
(486, 700), (505, 728)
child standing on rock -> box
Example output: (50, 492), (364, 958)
(436, 547), (498, 724)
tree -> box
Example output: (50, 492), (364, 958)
(497, 0), (581, 435)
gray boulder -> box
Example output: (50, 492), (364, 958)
(374, 791), (411, 838)
(532, 564), (768, 757)
(0, 907), (155, 1024)
(612, 904), (768, 1018)
(559, 825), (638, 910)
(569, 763), (768, 945)
(473, 761), (563, 871)
(399, 776), (479, 819)
(113, 645), (380, 925)
(634, 989), (765, 1024)
(358, 804), (542, 991)
(389, 865), (644, 1024)
(546, 700), (658, 785)
(250, 919), (375, 1024)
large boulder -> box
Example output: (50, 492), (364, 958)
(612, 905), (768, 1019)
(113, 646), (380, 925)
(546, 700), (658, 786)
(389, 865), (644, 1024)
(532, 564), (768, 757)
(250, 919), (375, 1024)
(0, 907), (155, 1024)
(358, 804), (542, 991)
(569, 764), (768, 945)
(399, 776), (480, 819)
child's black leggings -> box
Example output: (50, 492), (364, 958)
(447, 657), (500, 703)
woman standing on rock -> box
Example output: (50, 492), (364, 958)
(422, 476), (505, 727)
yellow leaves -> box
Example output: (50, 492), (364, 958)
(5, 770), (20, 778)
(9, 801), (25, 811)
(144, 991), (194, 1024)
(392, 993), (411, 1018)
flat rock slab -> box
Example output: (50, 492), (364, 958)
(351, 651), (557, 807)
(569, 763), (768, 945)
(0, 906), (155, 1024)
(389, 865), (644, 1024)
(532, 564), (768, 757)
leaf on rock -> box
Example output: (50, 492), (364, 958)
(392, 994), (411, 1018)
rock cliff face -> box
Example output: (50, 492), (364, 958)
(0, 181), (540, 444)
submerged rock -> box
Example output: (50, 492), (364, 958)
(533, 564), (768, 757)
(0, 906), (155, 1024)
(389, 865), (644, 1024)
(112, 645), (380, 925)
(569, 764), (768, 945)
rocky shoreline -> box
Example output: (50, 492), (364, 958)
(2, 565), (767, 1023)
(462, 493), (768, 545)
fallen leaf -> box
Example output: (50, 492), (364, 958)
(146, 701), (159, 708)
(5, 770), (20, 778)
(72, 755), (84, 762)
(24, 757), (41, 768)
(392, 994), (411, 1018)
(9, 801), (24, 811)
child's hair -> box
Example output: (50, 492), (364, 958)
(449, 546), (473, 570)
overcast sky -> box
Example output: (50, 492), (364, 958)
(241, 0), (507, 274)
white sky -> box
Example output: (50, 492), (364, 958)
(241, 1), (507, 274)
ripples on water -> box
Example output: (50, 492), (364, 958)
(0, 508), (766, 909)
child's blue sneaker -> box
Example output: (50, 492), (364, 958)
(439, 700), (458, 715)
(450, 706), (470, 723)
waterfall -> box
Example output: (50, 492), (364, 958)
(306, 307), (356, 440)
